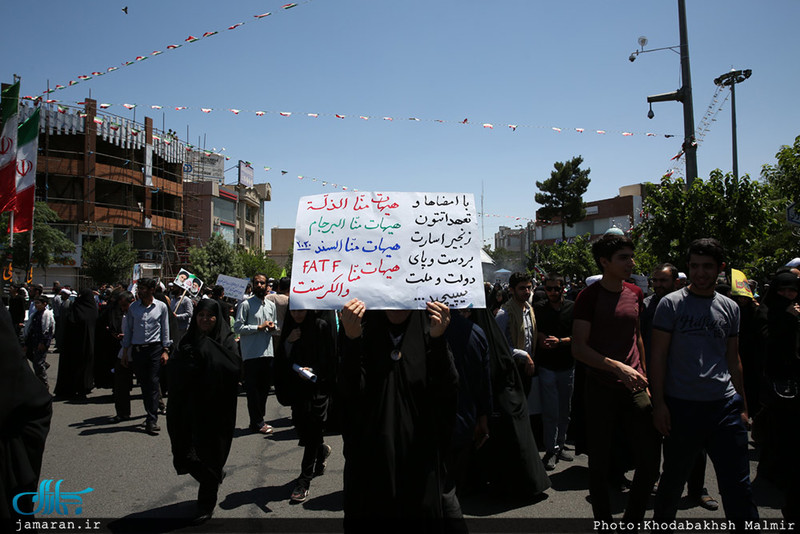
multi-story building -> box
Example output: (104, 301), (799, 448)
(11, 97), (270, 287)
(532, 184), (644, 244)
(492, 184), (646, 269)
(266, 227), (295, 269)
(182, 180), (271, 252)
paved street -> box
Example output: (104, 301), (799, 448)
(30, 350), (787, 533)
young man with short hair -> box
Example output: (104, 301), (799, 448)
(534, 273), (575, 470)
(651, 238), (758, 524)
(572, 234), (660, 522)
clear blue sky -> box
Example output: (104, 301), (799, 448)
(3, 1), (798, 250)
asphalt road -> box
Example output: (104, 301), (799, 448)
(25, 350), (788, 534)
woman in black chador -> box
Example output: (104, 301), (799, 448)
(338, 299), (458, 531)
(54, 289), (98, 398)
(274, 306), (335, 503)
(167, 299), (241, 523)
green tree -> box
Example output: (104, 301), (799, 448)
(535, 156), (591, 240)
(188, 233), (243, 284)
(528, 234), (596, 283)
(632, 171), (780, 281)
(762, 134), (800, 201)
(82, 237), (137, 285)
(237, 248), (281, 280)
(0, 202), (75, 279)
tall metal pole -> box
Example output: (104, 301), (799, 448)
(677, 0), (697, 186)
(714, 69), (751, 180)
(730, 81), (738, 178)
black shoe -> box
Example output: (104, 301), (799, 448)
(191, 508), (213, 525)
(694, 492), (719, 511)
(145, 423), (160, 435)
(610, 475), (632, 492)
(110, 415), (130, 424)
(314, 444), (332, 476)
(290, 483), (309, 503)
(556, 448), (574, 462)
(543, 452), (557, 471)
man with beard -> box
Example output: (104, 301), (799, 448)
(233, 273), (278, 435)
(651, 238), (758, 526)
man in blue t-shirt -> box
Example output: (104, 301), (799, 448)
(650, 238), (758, 524)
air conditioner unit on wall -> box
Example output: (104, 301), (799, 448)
(213, 217), (220, 225)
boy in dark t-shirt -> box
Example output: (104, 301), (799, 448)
(572, 233), (660, 523)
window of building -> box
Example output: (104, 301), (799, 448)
(214, 198), (236, 224)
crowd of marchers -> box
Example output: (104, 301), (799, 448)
(2, 233), (798, 531)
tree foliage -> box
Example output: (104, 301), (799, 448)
(762, 134), (800, 202)
(188, 233), (244, 283)
(632, 171), (782, 281)
(82, 237), (137, 285)
(0, 202), (75, 275)
(535, 156), (591, 239)
(528, 234), (596, 283)
(238, 248), (281, 281)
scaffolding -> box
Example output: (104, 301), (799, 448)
(19, 98), (211, 287)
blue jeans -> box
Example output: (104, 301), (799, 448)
(654, 394), (757, 522)
(539, 366), (574, 453)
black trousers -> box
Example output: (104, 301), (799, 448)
(243, 357), (274, 429)
(131, 344), (163, 425)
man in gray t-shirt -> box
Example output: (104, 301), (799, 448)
(649, 238), (757, 525)
(653, 286), (739, 402)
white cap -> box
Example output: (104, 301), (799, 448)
(678, 272), (687, 280)
(785, 257), (800, 268)
(585, 274), (602, 286)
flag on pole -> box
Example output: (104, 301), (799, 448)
(730, 268), (754, 299)
(13, 107), (40, 233)
(0, 81), (20, 213)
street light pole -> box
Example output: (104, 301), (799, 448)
(677, 0), (697, 186)
(637, 0), (698, 187)
(714, 69), (752, 179)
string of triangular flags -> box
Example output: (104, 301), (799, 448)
(664, 85), (729, 178)
(26, 98), (678, 139)
(265, 166), (535, 221)
(33, 1), (308, 98)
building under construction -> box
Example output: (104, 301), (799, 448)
(18, 97), (270, 288)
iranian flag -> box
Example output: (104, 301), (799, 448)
(13, 108), (40, 232)
(0, 81), (20, 213)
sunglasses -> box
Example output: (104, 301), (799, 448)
(544, 286), (562, 292)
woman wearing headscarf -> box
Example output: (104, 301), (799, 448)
(54, 288), (98, 399)
(273, 306), (335, 503)
(0, 302), (52, 520)
(167, 298), (241, 524)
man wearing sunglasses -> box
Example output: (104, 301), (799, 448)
(533, 273), (575, 471)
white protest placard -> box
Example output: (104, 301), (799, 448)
(290, 192), (486, 310)
(215, 274), (251, 301)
